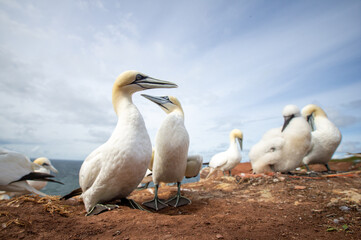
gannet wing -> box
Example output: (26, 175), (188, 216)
(79, 145), (104, 191)
(0, 149), (34, 185)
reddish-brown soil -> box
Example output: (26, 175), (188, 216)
(1, 162), (360, 240)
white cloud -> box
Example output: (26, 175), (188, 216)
(0, 0), (360, 160)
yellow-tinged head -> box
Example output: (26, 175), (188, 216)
(33, 157), (58, 173)
(301, 104), (327, 131)
(112, 70), (178, 113)
(230, 129), (243, 150)
(301, 104), (327, 118)
(141, 94), (184, 115)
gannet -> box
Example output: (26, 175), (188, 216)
(0, 148), (62, 196)
(301, 104), (342, 172)
(79, 70), (177, 215)
(138, 154), (203, 189)
(185, 155), (203, 178)
(28, 157), (58, 191)
(141, 94), (190, 211)
(249, 105), (311, 173)
(206, 129), (243, 178)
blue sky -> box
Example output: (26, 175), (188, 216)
(0, 0), (360, 161)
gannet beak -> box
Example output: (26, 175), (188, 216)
(307, 114), (315, 131)
(134, 76), (178, 89)
(237, 138), (243, 151)
(141, 94), (171, 110)
(49, 165), (58, 173)
(281, 115), (294, 132)
(44, 163), (58, 173)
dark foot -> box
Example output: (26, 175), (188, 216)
(143, 198), (168, 211)
(119, 198), (148, 211)
(86, 203), (118, 216)
(166, 195), (191, 208)
(307, 171), (321, 177)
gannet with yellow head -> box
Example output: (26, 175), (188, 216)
(206, 129), (243, 178)
(250, 105), (311, 173)
(79, 71), (177, 215)
(301, 104), (342, 172)
(141, 94), (190, 211)
(28, 157), (58, 191)
(0, 148), (62, 196)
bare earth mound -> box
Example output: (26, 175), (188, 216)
(1, 161), (360, 240)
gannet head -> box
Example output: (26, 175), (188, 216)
(33, 157), (58, 173)
(301, 104), (327, 131)
(281, 104), (301, 132)
(141, 94), (184, 115)
(230, 129), (243, 150)
(112, 70), (177, 112)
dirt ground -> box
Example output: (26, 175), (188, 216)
(1, 161), (360, 240)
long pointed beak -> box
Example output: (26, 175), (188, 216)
(237, 138), (243, 151)
(134, 76), (178, 89)
(307, 114), (315, 131)
(281, 115), (293, 132)
(49, 165), (58, 174)
(141, 94), (171, 109)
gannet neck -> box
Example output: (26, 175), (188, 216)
(302, 104), (327, 118)
(112, 88), (134, 116)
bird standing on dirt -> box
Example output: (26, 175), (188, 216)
(206, 129), (243, 178)
(301, 104), (342, 172)
(249, 105), (311, 173)
(78, 71), (177, 215)
(142, 94), (190, 211)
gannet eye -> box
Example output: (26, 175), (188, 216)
(43, 163), (50, 166)
(136, 74), (145, 81)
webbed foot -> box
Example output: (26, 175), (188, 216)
(86, 203), (118, 216)
(165, 195), (191, 207)
(143, 198), (168, 211)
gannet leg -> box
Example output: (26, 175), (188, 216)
(325, 163), (332, 172)
(86, 203), (118, 216)
(142, 184), (167, 211)
(228, 170), (232, 176)
(304, 164), (311, 172)
(165, 182), (191, 208)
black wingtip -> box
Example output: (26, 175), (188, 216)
(60, 187), (82, 200)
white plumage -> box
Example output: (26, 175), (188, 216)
(250, 105), (311, 173)
(301, 104), (342, 171)
(78, 70), (177, 214)
(207, 129), (243, 178)
(142, 94), (190, 210)
(0, 148), (49, 196)
(185, 155), (203, 178)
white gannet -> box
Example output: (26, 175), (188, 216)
(0, 148), (62, 196)
(138, 154), (203, 189)
(206, 129), (243, 179)
(28, 157), (58, 191)
(79, 70), (177, 215)
(141, 94), (190, 211)
(185, 154), (203, 178)
(301, 104), (342, 172)
(249, 105), (311, 173)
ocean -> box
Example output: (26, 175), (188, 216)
(42, 160), (201, 196)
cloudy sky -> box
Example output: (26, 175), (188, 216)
(0, 0), (360, 161)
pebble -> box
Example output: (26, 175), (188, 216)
(339, 206), (350, 212)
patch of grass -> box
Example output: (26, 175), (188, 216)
(330, 156), (361, 163)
